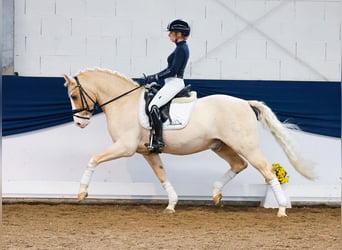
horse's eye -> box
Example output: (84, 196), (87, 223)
(71, 95), (78, 101)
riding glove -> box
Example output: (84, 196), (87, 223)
(144, 74), (158, 84)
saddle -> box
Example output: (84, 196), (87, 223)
(144, 84), (193, 124)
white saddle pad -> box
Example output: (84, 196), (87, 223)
(139, 92), (196, 130)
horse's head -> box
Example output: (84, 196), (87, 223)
(64, 74), (96, 128)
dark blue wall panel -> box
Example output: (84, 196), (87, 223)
(3, 76), (341, 137)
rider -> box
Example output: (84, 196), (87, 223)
(143, 19), (190, 152)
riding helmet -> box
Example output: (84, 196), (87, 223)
(167, 19), (191, 37)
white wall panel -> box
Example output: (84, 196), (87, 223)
(115, 0), (159, 19)
(86, 37), (116, 56)
(235, 0), (268, 21)
(85, 0), (116, 17)
(187, 38), (206, 62)
(14, 55), (41, 75)
(146, 37), (173, 60)
(191, 58), (221, 79)
(324, 1), (342, 23)
(14, 15), (41, 36)
(132, 19), (163, 38)
(221, 59), (252, 79)
(237, 39), (266, 59)
(204, 0), (235, 21)
(55, 0), (87, 17)
(264, 1), (295, 19)
(198, 20), (225, 43)
(70, 55), (102, 74)
(294, 22), (340, 41)
(131, 57), (158, 77)
(14, 0), (25, 16)
(101, 18), (131, 38)
(54, 36), (86, 56)
(249, 59), (280, 80)
(24, 36), (55, 55)
(174, 0), (206, 19)
(109, 57), (132, 76)
(71, 17), (97, 37)
(25, 0), (56, 16)
(296, 41), (326, 61)
(266, 41), (296, 60)
(326, 40), (342, 62)
(294, 1), (325, 22)
(280, 59), (325, 81)
(308, 60), (342, 81)
(207, 40), (236, 61)
(13, 34), (26, 56)
(41, 16), (71, 38)
(115, 37), (148, 59)
(41, 55), (71, 75)
(221, 58), (280, 80)
(13, 0), (341, 80)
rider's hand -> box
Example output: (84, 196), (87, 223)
(145, 82), (157, 89)
(143, 74), (157, 84)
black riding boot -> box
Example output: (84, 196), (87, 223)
(148, 105), (164, 152)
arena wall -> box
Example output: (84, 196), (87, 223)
(2, 114), (340, 204)
(2, 0), (341, 204)
(9, 0), (341, 81)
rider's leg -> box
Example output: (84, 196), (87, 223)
(149, 105), (164, 149)
(147, 78), (184, 151)
(148, 77), (185, 110)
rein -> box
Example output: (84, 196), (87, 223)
(71, 76), (142, 119)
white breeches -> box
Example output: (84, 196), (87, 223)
(148, 77), (185, 111)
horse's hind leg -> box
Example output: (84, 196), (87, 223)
(211, 141), (248, 205)
(243, 149), (288, 217)
(143, 153), (178, 213)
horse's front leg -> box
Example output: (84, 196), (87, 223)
(143, 154), (178, 213)
(77, 141), (136, 201)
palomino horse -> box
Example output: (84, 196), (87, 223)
(64, 68), (316, 217)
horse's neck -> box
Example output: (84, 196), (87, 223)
(83, 73), (138, 109)
(94, 77), (141, 120)
(103, 87), (143, 140)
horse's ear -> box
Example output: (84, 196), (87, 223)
(63, 74), (73, 87)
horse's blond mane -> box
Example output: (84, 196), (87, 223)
(77, 68), (139, 86)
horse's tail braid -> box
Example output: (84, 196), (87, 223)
(248, 100), (317, 180)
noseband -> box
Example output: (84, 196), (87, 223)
(70, 76), (142, 120)
(70, 76), (97, 119)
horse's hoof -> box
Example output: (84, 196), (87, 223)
(277, 206), (287, 217)
(77, 192), (88, 201)
(213, 192), (222, 206)
(163, 208), (175, 214)
(277, 212), (288, 218)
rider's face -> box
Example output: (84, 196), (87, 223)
(168, 31), (177, 42)
(168, 31), (183, 43)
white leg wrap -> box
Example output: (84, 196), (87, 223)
(162, 180), (178, 210)
(270, 178), (287, 207)
(213, 169), (236, 191)
(80, 163), (97, 189)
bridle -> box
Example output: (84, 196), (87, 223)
(70, 76), (142, 120)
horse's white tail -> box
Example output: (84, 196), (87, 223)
(248, 100), (317, 180)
